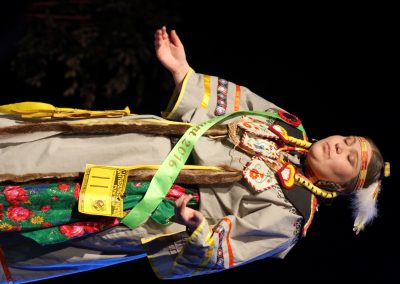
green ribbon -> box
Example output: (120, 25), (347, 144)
(121, 111), (305, 228)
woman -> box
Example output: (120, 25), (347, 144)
(0, 27), (386, 283)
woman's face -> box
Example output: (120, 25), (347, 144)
(306, 135), (371, 185)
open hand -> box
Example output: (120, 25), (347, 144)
(154, 26), (190, 88)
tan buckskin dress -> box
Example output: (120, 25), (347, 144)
(0, 68), (305, 283)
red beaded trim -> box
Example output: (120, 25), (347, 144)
(278, 110), (301, 127)
(354, 137), (369, 191)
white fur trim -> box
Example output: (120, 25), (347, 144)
(352, 181), (380, 234)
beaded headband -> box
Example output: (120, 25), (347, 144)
(354, 137), (370, 191)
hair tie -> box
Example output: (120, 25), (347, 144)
(383, 162), (390, 178)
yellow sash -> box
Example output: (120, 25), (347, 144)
(0, 102), (130, 119)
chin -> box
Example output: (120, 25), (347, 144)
(306, 147), (324, 178)
(308, 141), (322, 160)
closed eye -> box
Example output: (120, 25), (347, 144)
(345, 136), (356, 146)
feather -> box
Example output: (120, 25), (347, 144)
(351, 181), (380, 234)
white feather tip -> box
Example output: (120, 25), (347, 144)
(352, 181), (380, 234)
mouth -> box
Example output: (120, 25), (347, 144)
(323, 142), (330, 157)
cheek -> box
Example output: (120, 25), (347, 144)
(329, 159), (354, 181)
(308, 158), (329, 180)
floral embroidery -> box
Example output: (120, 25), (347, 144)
(57, 183), (70, 191)
(241, 132), (279, 159)
(0, 223), (12, 231)
(30, 216), (44, 224)
(73, 183), (81, 200)
(164, 184), (200, 203)
(238, 116), (278, 139)
(1, 181), (198, 245)
(13, 225), (22, 231)
(0, 182), (109, 239)
(243, 157), (278, 193)
(59, 224), (85, 238)
(42, 222), (52, 228)
(4, 186), (29, 206)
(6, 206), (33, 222)
(41, 205), (51, 212)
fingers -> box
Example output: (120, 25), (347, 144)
(174, 194), (192, 225)
(154, 26), (169, 48)
(154, 26), (182, 48)
(154, 29), (162, 48)
(175, 194), (184, 208)
(161, 26), (168, 40)
(175, 194), (192, 209)
(154, 26), (168, 42)
(170, 30), (183, 47)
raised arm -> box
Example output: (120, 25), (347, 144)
(154, 26), (190, 91)
(156, 27), (281, 122)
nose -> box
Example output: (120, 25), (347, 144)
(335, 142), (349, 155)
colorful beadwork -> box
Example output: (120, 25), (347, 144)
(243, 157), (278, 192)
(268, 123), (289, 143)
(237, 116), (278, 139)
(214, 78), (228, 116)
(213, 225), (225, 268)
(276, 162), (296, 189)
(240, 132), (279, 160)
(278, 110), (302, 127)
(354, 137), (369, 191)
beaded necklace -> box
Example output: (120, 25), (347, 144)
(235, 118), (338, 198)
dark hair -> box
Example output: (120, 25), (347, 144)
(343, 137), (384, 193)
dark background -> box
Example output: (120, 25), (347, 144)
(1, 1), (397, 283)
